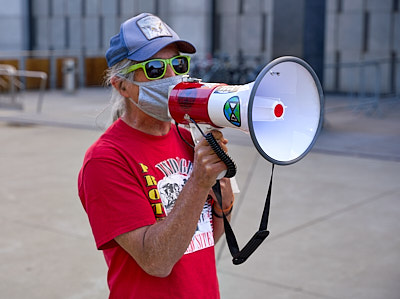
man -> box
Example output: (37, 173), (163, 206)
(78, 13), (235, 298)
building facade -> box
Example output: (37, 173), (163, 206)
(325, 0), (399, 94)
(0, 0), (399, 94)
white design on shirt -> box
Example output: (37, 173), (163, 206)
(158, 172), (214, 255)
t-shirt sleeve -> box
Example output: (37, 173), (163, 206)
(80, 156), (156, 250)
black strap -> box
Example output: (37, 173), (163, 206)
(175, 118), (275, 264)
(212, 164), (275, 265)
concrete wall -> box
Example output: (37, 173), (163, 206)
(160, 0), (213, 59)
(324, 0), (399, 93)
(216, 0), (274, 62)
(28, 0), (212, 57)
(272, 0), (326, 83)
(0, 0), (26, 51)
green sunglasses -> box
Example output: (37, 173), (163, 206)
(120, 55), (191, 80)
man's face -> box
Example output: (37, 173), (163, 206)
(124, 43), (180, 102)
(133, 44), (180, 83)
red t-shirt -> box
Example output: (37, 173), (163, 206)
(78, 119), (220, 298)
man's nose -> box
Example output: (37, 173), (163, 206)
(164, 64), (176, 78)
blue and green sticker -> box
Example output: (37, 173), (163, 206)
(224, 96), (241, 127)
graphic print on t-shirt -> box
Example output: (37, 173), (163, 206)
(156, 157), (214, 254)
(158, 173), (187, 215)
(184, 198), (214, 255)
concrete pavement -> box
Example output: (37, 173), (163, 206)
(0, 88), (399, 298)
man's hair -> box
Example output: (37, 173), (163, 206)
(104, 59), (136, 125)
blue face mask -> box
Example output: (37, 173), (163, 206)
(128, 75), (183, 122)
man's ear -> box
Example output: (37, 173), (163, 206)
(111, 76), (129, 98)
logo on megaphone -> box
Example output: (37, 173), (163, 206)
(168, 56), (324, 165)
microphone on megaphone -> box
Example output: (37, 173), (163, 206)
(169, 56), (324, 166)
(168, 56), (324, 264)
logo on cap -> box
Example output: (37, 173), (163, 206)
(137, 15), (172, 40)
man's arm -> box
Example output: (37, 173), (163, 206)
(115, 131), (228, 277)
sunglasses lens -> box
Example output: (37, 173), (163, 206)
(145, 60), (165, 79)
(172, 56), (189, 74)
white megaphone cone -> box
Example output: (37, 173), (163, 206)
(168, 56), (324, 165)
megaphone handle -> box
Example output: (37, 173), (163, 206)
(212, 164), (275, 265)
(205, 133), (237, 178)
(183, 117), (237, 179)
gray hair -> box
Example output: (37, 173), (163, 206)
(104, 59), (136, 125)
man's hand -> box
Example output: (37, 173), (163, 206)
(190, 130), (228, 189)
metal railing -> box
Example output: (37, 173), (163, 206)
(0, 49), (104, 89)
(0, 64), (48, 113)
(0, 49), (104, 113)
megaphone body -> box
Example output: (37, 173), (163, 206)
(168, 56), (324, 165)
(169, 81), (286, 130)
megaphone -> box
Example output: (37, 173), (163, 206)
(168, 56), (324, 165)
(168, 56), (324, 264)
